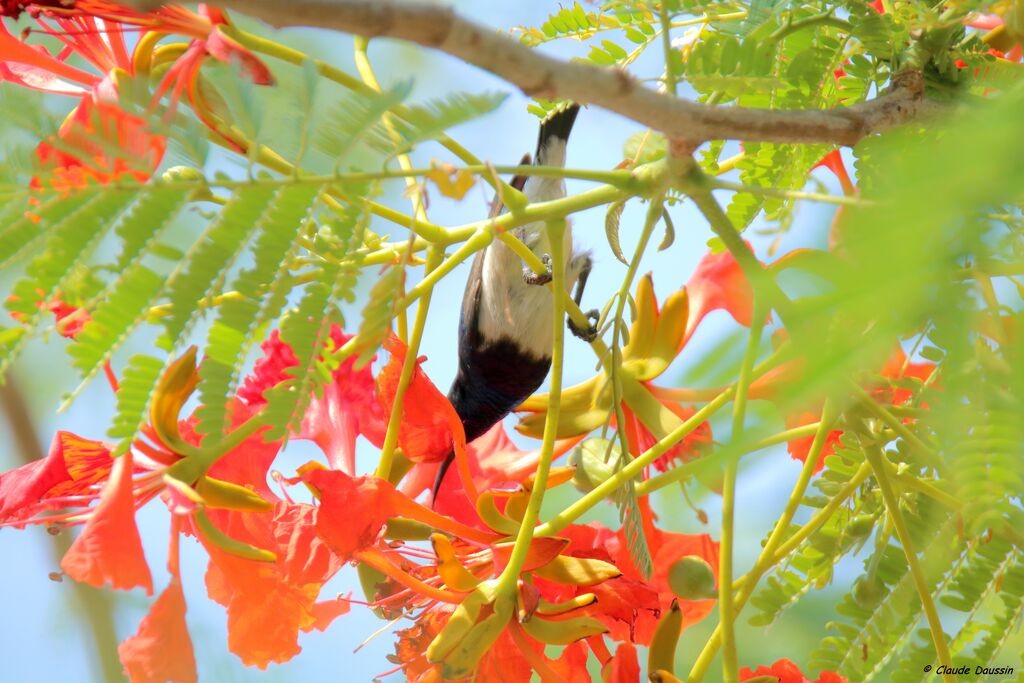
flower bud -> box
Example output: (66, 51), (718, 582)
(668, 555), (717, 600)
(853, 575), (885, 608)
(162, 165), (213, 201)
(569, 437), (623, 492)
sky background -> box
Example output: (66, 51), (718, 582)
(0, 2), (858, 681)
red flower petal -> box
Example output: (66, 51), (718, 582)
(60, 450), (152, 594)
(118, 527), (196, 683)
(601, 642), (640, 682)
(306, 598), (351, 633)
(196, 400), (281, 500)
(476, 630), (534, 682)
(377, 336), (459, 464)
(741, 657), (847, 683)
(785, 410), (842, 473)
(812, 150), (857, 196)
(34, 96), (166, 193)
(0, 22), (99, 87)
(412, 424), (581, 528)
(200, 501), (344, 669)
(685, 246), (758, 343)
(620, 400), (712, 473)
(205, 26), (274, 85)
(239, 328), (386, 473)
(0, 431), (78, 520)
(649, 530), (720, 628)
(311, 469), (391, 558)
(550, 641), (591, 682)
(119, 578), (196, 683)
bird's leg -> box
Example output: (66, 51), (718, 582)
(523, 253), (553, 285)
(567, 254), (599, 342)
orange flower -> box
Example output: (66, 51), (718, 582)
(619, 400), (713, 473)
(238, 327), (386, 474)
(377, 335), (464, 464)
(741, 658), (846, 683)
(785, 410), (843, 473)
(0, 431), (113, 523)
(36, 96), (167, 191)
(684, 245), (761, 343)
(783, 346), (935, 472)
(601, 642), (641, 682)
(118, 522), (197, 683)
(198, 500), (349, 668)
(403, 422), (581, 527)
(533, 523), (719, 646)
(59, 450), (153, 594)
(812, 150), (856, 196)
(2, 1), (275, 191)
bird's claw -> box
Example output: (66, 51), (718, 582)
(523, 254), (553, 285)
(568, 309), (600, 342)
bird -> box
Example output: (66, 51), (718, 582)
(431, 103), (597, 505)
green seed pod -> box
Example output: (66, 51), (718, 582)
(668, 555), (717, 600)
(847, 514), (877, 538)
(569, 437), (623, 493)
(853, 575), (886, 609)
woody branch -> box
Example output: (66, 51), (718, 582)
(130, 0), (942, 146)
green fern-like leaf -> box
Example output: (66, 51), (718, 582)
(67, 187), (191, 394)
(109, 353), (165, 454)
(616, 477), (653, 580)
(810, 510), (961, 681)
(316, 81), (413, 164)
(371, 92), (508, 156)
(3, 189), (134, 376)
(260, 203), (365, 442)
(0, 192), (95, 272)
(195, 183), (322, 437)
(159, 184), (275, 351)
(261, 263), (342, 442)
(112, 185), (191, 272)
(355, 264), (402, 367)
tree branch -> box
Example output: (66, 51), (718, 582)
(175, 0), (941, 145)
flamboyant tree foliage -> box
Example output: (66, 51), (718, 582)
(1, 0), (1024, 681)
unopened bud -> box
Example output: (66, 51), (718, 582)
(668, 555), (717, 600)
(569, 437), (623, 493)
(162, 166), (214, 202)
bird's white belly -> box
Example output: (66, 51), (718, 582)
(477, 229), (581, 360)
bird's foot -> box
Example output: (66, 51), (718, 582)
(523, 253), (553, 285)
(568, 309), (600, 342)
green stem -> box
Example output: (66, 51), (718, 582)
(535, 348), (787, 538)
(863, 444), (955, 681)
(684, 176), (797, 325)
(851, 382), (944, 473)
(688, 400), (838, 682)
(353, 35), (429, 342)
(400, 229), (492, 308)
(608, 197), (665, 488)
(446, 166), (651, 244)
(770, 11), (852, 42)
(707, 177), (866, 206)
(375, 246), (444, 479)
(732, 462), (872, 594)
(635, 422), (822, 496)
(495, 218), (568, 595)
(720, 298), (766, 683)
